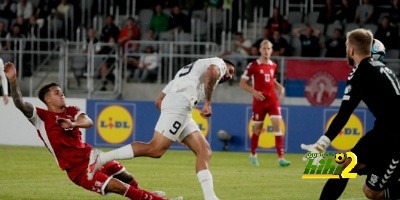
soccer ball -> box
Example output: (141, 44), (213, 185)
(335, 153), (346, 164)
(371, 39), (386, 62)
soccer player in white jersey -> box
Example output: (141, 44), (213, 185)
(0, 58), (9, 105)
(88, 57), (235, 200)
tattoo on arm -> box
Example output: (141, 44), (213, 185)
(204, 66), (219, 101)
(10, 81), (34, 118)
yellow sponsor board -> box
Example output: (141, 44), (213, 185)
(247, 114), (286, 149)
(97, 105), (134, 144)
(326, 113), (363, 151)
(192, 108), (209, 137)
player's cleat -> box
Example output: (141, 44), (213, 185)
(87, 149), (105, 180)
(278, 158), (291, 167)
(168, 197), (184, 200)
(249, 155), (259, 166)
(151, 191), (166, 197)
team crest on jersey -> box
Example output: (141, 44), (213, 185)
(305, 71), (338, 106)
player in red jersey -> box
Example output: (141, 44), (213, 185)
(3, 62), (182, 200)
(240, 40), (291, 167)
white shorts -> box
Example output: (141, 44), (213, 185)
(155, 93), (200, 141)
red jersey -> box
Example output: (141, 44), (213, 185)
(242, 59), (278, 103)
(28, 106), (92, 171)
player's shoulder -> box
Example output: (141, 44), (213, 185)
(66, 106), (81, 112)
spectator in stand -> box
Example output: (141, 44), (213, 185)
(0, 22), (8, 50)
(150, 4), (169, 35)
(133, 46), (159, 83)
(36, 0), (56, 20)
(293, 24), (321, 57)
(221, 32), (252, 76)
(247, 46), (260, 63)
(56, 0), (70, 19)
(118, 17), (140, 49)
(140, 29), (157, 52)
(266, 8), (290, 34)
(336, 0), (356, 24)
(168, 5), (190, 33)
(26, 15), (39, 38)
(100, 15), (120, 43)
(325, 28), (346, 58)
(270, 30), (289, 56)
(15, 16), (27, 36)
(354, 0), (374, 25)
(253, 26), (271, 49)
(98, 36), (118, 91)
(83, 28), (101, 53)
(318, 0), (336, 33)
(375, 16), (399, 50)
(17, 0), (33, 20)
(318, 0), (336, 25)
(0, 0), (17, 29)
(389, 0), (400, 25)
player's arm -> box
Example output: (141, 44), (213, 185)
(274, 79), (285, 101)
(240, 77), (265, 101)
(155, 92), (166, 112)
(0, 59), (9, 104)
(301, 87), (361, 158)
(4, 62), (34, 118)
(57, 113), (93, 129)
(201, 64), (221, 118)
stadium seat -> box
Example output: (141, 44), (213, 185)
(363, 24), (377, 35)
(386, 49), (400, 59)
(138, 9), (153, 35)
(287, 11), (303, 24)
(192, 10), (207, 21)
(305, 12), (319, 24)
(344, 23), (360, 34)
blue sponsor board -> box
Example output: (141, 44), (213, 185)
(86, 100), (375, 153)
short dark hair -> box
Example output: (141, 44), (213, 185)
(223, 59), (235, 68)
(38, 82), (59, 104)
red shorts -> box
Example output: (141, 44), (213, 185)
(252, 100), (281, 122)
(67, 160), (125, 195)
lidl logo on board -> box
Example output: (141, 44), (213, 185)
(248, 114), (286, 149)
(97, 105), (134, 144)
(192, 108), (209, 137)
(326, 113), (363, 151)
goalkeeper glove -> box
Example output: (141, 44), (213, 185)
(301, 135), (331, 162)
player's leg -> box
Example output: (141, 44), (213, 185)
(106, 178), (168, 200)
(250, 103), (265, 166)
(181, 119), (218, 200)
(320, 157), (366, 200)
(88, 102), (189, 180)
(250, 122), (262, 166)
(269, 105), (290, 166)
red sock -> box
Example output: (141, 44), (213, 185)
(124, 186), (166, 200)
(251, 133), (260, 156)
(275, 135), (284, 158)
(129, 179), (139, 189)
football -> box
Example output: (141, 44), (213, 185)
(335, 153), (346, 164)
(371, 39), (386, 62)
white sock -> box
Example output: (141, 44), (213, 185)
(197, 169), (218, 200)
(100, 144), (134, 163)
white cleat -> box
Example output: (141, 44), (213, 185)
(151, 191), (166, 198)
(87, 149), (105, 180)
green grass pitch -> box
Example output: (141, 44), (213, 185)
(0, 145), (367, 200)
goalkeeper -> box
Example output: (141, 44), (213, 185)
(302, 29), (400, 199)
